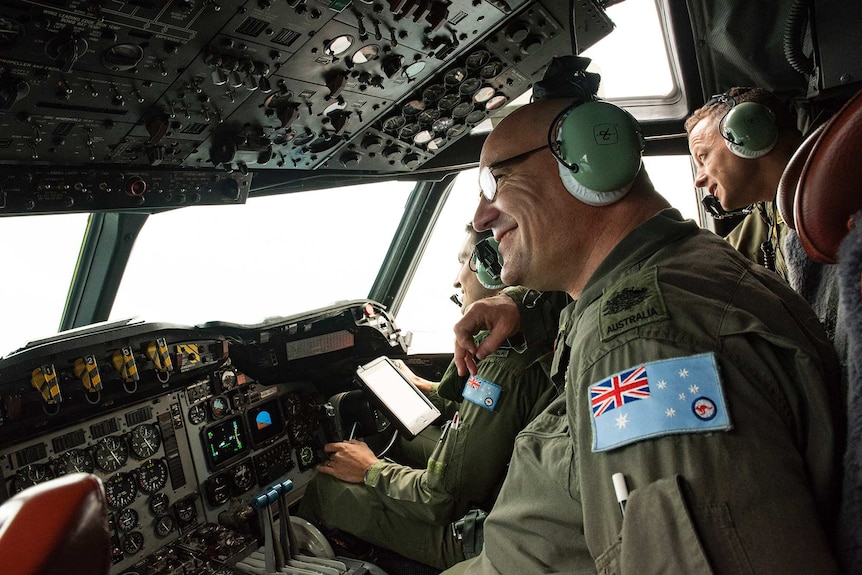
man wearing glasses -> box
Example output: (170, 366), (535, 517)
(441, 58), (844, 574)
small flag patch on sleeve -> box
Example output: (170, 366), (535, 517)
(589, 352), (731, 452)
(462, 375), (502, 411)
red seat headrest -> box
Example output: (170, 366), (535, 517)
(0, 473), (111, 575)
(795, 88), (862, 263)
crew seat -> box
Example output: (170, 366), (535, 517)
(0, 473), (111, 575)
(777, 86), (862, 574)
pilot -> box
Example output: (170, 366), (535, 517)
(296, 225), (560, 570)
(441, 57), (844, 574)
(685, 87), (804, 280)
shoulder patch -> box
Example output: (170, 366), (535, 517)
(462, 375), (502, 412)
(589, 352), (732, 452)
(599, 267), (669, 341)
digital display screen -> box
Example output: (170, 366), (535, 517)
(355, 356), (441, 439)
(245, 398), (286, 448)
(203, 414), (248, 469)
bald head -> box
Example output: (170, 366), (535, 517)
(481, 99), (572, 169)
(472, 98), (669, 298)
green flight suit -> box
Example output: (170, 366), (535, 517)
(444, 208), (844, 574)
(298, 334), (558, 570)
(725, 201), (788, 281)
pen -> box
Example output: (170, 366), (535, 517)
(347, 421), (359, 441)
(612, 472), (629, 518)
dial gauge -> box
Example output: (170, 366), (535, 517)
(219, 369), (238, 391)
(13, 464), (49, 492)
(289, 418), (312, 444)
(122, 531), (144, 555)
(137, 458), (168, 493)
(58, 449), (95, 475)
(154, 514), (175, 538)
(150, 492), (170, 516)
(231, 460), (255, 493)
(210, 395), (229, 419)
(94, 436), (129, 472)
(105, 472), (138, 509)
(116, 507), (138, 532)
(188, 403), (207, 425)
(130, 423), (161, 459)
(382, 115), (407, 133)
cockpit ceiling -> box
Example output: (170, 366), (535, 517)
(0, 0), (609, 176)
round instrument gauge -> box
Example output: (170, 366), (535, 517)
(150, 492), (170, 516)
(444, 67), (467, 86)
(13, 464), (49, 492)
(438, 93), (462, 112)
(58, 448), (95, 475)
(398, 123), (420, 139)
(205, 473), (231, 506)
(382, 115), (407, 134)
(422, 84), (446, 104)
(137, 459), (168, 493)
(284, 393), (303, 416)
(122, 531), (144, 555)
(465, 49), (491, 70)
(289, 418), (312, 444)
(116, 507), (139, 532)
(154, 514), (175, 538)
(130, 423), (161, 459)
(417, 108), (441, 125)
(220, 369), (238, 391)
(188, 403), (207, 425)
(402, 100), (425, 116)
(299, 445), (315, 467)
(230, 460), (255, 493)
(479, 61), (504, 79)
(105, 472), (138, 509)
(452, 101), (475, 119)
(94, 436), (129, 472)
(210, 395), (229, 419)
(459, 77), (483, 97)
(175, 497), (197, 523)
(432, 117), (455, 134)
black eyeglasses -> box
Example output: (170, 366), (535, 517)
(478, 144), (549, 202)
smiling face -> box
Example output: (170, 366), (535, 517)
(688, 114), (771, 211)
(471, 100), (590, 294)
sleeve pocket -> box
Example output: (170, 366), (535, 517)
(595, 475), (715, 575)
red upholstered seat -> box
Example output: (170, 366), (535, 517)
(0, 473), (111, 575)
(792, 88), (862, 263)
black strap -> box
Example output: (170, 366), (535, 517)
(460, 509), (488, 558)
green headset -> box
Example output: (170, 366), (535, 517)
(709, 92), (778, 158)
(473, 236), (504, 290)
(549, 100), (645, 206)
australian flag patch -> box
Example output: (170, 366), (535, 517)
(589, 352), (731, 451)
(462, 374), (502, 412)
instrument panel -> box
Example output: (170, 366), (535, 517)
(0, 299), (406, 574)
(0, 0), (617, 215)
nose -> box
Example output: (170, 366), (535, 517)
(473, 196), (495, 233)
(694, 165), (708, 188)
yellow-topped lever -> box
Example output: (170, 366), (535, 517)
(146, 337), (174, 374)
(111, 346), (140, 383)
(74, 355), (103, 393)
(31, 364), (62, 405)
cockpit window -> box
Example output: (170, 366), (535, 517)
(0, 213), (89, 357)
(109, 182), (413, 327)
